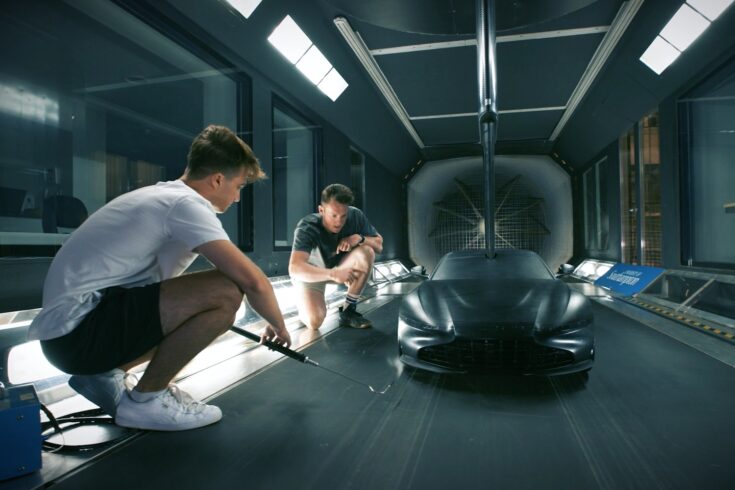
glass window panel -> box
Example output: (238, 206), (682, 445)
(619, 128), (638, 264)
(272, 102), (317, 249)
(596, 158), (609, 250)
(0, 1), (250, 257)
(640, 111), (662, 266)
(583, 167), (595, 249)
(691, 280), (735, 320)
(643, 274), (708, 303)
(583, 158), (608, 251)
(678, 56), (735, 268)
(350, 147), (365, 210)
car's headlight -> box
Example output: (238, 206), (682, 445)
(552, 319), (591, 333)
(398, 315), (445, 331)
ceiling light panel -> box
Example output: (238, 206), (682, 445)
(659, 3), (710, 51)
(687, 0), (735, 21)
(296, 45), (332, 84)
(318, 68), (348, 101)
(224, 0), (262, 19)
(268, 15), (312, 64)
(640, 36), (681, 75)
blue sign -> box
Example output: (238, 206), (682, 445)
(594, 263), (664, 296)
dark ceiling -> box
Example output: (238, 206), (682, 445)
(124, 0), (735, 174)
(313, 0), (735, 169)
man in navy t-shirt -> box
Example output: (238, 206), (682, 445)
(289, 183), (383, 329)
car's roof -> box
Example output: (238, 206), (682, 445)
(441, 249), (540, 260)
(431, 249), (554, 281)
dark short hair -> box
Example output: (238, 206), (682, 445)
(186, 125), (266, 182)
(321, 183), (354, 205)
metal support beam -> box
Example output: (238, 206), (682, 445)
(476, 0), (497, 258)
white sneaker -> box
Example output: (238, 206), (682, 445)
(115, 385), (222, 431)
(68, 370), (139, 416)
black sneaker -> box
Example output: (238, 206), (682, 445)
(338, 306), (372, 329)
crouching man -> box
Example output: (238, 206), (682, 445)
(29, 125), (290, 431)
(288, 184), (382, 330)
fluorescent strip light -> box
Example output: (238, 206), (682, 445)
(268, 15), (312, 64)
(659, 3), (710, 51)
(296, 44), (333, 84)
(549, 0), (644, 141)
(224, 0), (262, 19)
(333, 16), (424, 148)
(640, 35), (681, 75)
(687, 0), (734, 21)
(318, 68), (348, 101)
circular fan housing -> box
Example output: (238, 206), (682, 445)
(408, 155), (572, 273)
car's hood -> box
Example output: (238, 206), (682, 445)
(401, 279), (591, 336)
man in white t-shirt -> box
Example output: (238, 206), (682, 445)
(28, 125), (291, 431)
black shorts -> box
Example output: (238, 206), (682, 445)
(41, 283), (164, 375)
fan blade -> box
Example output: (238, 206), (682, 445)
(453, 178), (482, 219)
(495, 175), (522, 215)
(496, 200), (542, 222)
(432, 204), (478, 226)
(494, 232), (515, 248)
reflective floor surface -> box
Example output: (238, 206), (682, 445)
(31, 295), (735, 490)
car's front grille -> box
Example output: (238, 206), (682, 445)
(417, 338), (574, 372)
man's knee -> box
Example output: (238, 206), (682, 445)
(217, 275), (244, 314)
(300, 307), (326, 330)
(308, 311), (327, 330)
(196, 271), (242, 315)
(353, 245), (375, 269)
(362, 245), (376, 264)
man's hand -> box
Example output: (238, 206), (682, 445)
(337, 234), (362, 253)
(261, 324), (291, 348)
(329, 267), (358, 285)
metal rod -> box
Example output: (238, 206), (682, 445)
(309, 362), (393, 395)
(230, 326), (392, 395)
(476, 0), (498, 259)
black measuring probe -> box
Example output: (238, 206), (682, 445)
(231, 325), (317, 365)
(230, 325), (392, 395)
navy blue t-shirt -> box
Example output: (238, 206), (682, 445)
(292, 207), (378, 269)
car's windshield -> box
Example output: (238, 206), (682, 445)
(431, 251), (553, 281)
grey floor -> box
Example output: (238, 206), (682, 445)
(42, 296), (735, 490)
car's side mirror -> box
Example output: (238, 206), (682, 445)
(411, 265), (427, 277)
(556, 263), (575, 277)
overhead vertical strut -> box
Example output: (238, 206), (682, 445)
(476, 0), (498, 258)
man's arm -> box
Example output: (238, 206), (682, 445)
(289, 250), (356, 284)
(197, 240), (290, 346)
(362, 233), (383, 253)
(337, 233), (383, 254)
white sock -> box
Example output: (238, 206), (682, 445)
(130, 388), (165, 403)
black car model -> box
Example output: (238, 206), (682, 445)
(398, 249), (594, 375)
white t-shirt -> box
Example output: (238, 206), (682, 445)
(28, 180), (229, 341)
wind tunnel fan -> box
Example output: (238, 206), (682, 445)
(428, 173), (549, 267)
(407, 156), (573, 274)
